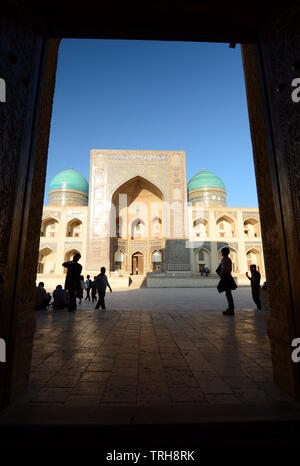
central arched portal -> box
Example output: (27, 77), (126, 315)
(111, 176), (165, 274)
(132, 252), (144, 275)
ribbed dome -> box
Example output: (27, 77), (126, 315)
(49, 169), (89, 195)
(188, 169), (226, 193)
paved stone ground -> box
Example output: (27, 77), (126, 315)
(14, 288), (293, 408)
(82, 286), (256, 311)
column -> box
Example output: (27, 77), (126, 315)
(236, 210), (247, 276)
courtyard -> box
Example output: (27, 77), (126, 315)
(2, 287), (300, 450)
(11, 288), (293, 408)
(77, 286), (260, 312)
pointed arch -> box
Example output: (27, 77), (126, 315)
(151, 216), (162, 238)
(193, 247), (211, 274)
(63, 248), (81, 273)
(216, 214), (235, 238)
(114, 249), (125, 272)
(131, 217), (145, 239)
(152, 249), (162, 273)
(131, 251), (144, 275)
(111, 175), (166, 203)
(111, 176), (165, 240)
(246, 247), (263, 272)
(193, 217), (209, 238)
(37, 247), (56, 274)
(217, 245), (239, 273)
(66, 217), (82, 237)
(244, 217), (260, 238)
(41, 216), (59, 238)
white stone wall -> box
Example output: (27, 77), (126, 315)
(37, 151), (265, 289)
(188, 205), (265, 279)
(86, 149), (188, 274)
(37, 205), (89, 289)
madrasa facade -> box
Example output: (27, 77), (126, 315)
(38, 149), (265, 289)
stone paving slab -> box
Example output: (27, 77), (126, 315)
(83, 287), (256, 311)
(10, 298), (295, 411)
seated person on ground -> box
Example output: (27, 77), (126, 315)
(35, 282), (51, 310)
(52, 284), (67, 309)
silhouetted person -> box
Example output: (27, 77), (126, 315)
(52, 285), (67, 310)
(95, 267), (112, 310)
(78, 275), (85, 303)
(35, 282), (51, 310)
(62, 253), (82, 312)
(91, 276), (97, 303)
(246, 264), (261, 310)
(85, 274), (92, 301)
(216, 247), (237, 316)
(205, 266), (209, 277)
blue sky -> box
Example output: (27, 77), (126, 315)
(46, 39), (257, 207)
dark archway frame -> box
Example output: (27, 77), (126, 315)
(1, 1), (300, 407)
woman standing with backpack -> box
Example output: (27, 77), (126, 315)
(216, 247), (237, 316)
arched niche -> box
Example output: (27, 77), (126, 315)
(244, 217), (260, 238)
(193, 217), (209, 238)
(131, 251), (144, 275)
(66, 218), (82, 237)
(217, 246), (239, 273)
(37, 247), (56, 274)
(131, 218), (145, 239)
(40, 217), (59, 238)
(216, 215), (235, 238)
(152, 249), (162, 273)
(63, 249), (81, 273)
(194, 247), (210, 274)
(114, 249), (125, 271)
(151, 216), (162, 238)
(246, 247), (263, 272)
(111, 176), (165, 240)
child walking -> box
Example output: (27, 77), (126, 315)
(95, 267), (112, 310)
(91, 276), (97, 303)
(246, 264), (261, 310)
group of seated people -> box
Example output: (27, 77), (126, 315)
(35, 282), (67, 310)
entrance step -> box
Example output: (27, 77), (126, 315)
(129, 275), (147, 288)
(1, 402), (300, 450)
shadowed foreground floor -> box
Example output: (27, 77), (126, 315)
(10, 304), (295, 406)
(1, 302), (300, 450)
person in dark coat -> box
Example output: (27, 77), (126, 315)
(246, 264), (261, 310)
(95, 267), (112, 310)
(77, 275), (85, 303)
(52, 285), (67, 309)
(91, 276), (97, 303)
(85, 275), (92, 301)
(216, 247), (237, 316)
(35, 282), (51, 310)
(62, 252), (82, 312)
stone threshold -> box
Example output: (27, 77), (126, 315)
(1, 402), (300, 450)
(1, 401), (300, 426)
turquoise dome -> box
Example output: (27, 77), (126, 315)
(188, 169), (226, 193)
(49, 169), (89, 195)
